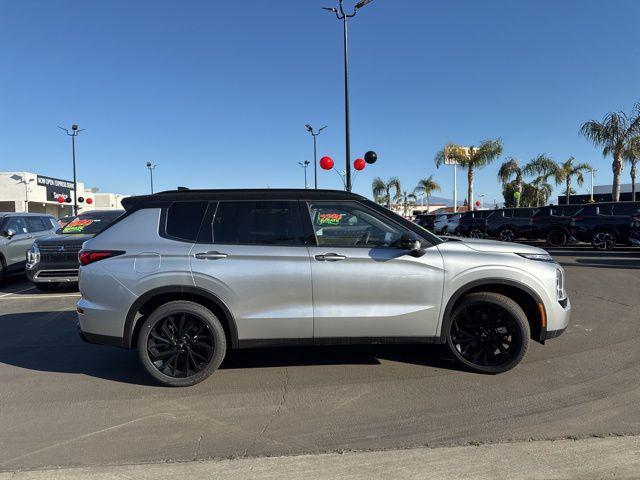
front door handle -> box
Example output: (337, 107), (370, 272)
(315, 253), (347, 262)
(194, 251), (228, 260)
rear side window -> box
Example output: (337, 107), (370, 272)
(213, 201), (302, 246)
(165, 201), (208, 242)
(597, 205), (613, 215)
(514, 209), (532, 218)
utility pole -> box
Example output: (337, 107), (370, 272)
(58, 125), (84, 216)
(589, 168), (597, 202)
(323, 0), (374, 191)
(298, 161), (311, 189)
(305, 125), (327, 189)
(146, 162), (158, 194)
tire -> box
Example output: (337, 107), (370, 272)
(469, 228), (485, 239)
(591, 230), (616, 251)
(498, 227), (516, 242)
(446, 292), (530, 374)
(546, 229), (567, 247)
(137, 300), (227, 387)
(35, 283), (60, 291)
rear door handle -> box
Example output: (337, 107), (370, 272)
(194, 251), (228, 260)
(315, 253), (347, 262)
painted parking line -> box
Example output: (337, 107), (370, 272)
(0, 286), (36, 298)
(0, 293), (81, 300)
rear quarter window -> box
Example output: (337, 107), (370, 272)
(164, 201), (208, 242)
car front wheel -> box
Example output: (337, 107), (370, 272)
(446, 292), (530, 374)
(498, 228), (516, 242)
(469, 228), (485, 239)
(591, 231), (616, 251)
(137, 301), (227, 387)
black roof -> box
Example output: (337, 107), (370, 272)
(121, 189), (368, 210)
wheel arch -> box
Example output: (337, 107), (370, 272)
(123, 285), (239, 350)
(439, 279), (547, 345)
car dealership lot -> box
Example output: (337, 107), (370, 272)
(1, 245), (640, 472)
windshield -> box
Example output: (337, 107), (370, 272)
(61, 211), (123, 234)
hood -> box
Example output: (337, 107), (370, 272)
(447, 237), (548, 255)
(35, 233), (95, 245)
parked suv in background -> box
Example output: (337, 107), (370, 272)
(486, 207), (538, 242)
(414, 213), (436, 232)
(26, 210), (123, 290)
(432, 213), (449, 235)
(530, 205), (583, 247)
(457, 210), (493, 238)
(76, 189), (570, 387)
(570, 201), (640, 250)
(0, 212), (58, 282)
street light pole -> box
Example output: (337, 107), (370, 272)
(589, 168), (597, 202)
(298, 161), (311, 189)
(58, 124), (84, 216)
(305, 125), (327, 189)
(146, 162), (158, 194)
(323, 0), (374, 192)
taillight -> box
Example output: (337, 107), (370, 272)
(79, 250), (125, 266)
(572, 216), (584, 223)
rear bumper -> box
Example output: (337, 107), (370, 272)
(76, 320), (124, 347)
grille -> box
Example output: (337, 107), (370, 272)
(36, 269), (79, 279)
(39, 242), (84, 254)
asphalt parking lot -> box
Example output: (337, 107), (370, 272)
(1, 244), (640, 472)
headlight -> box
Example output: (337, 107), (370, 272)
(517, 252), (554, 262)
(26, 244), (40, 268)
(556, 267), (567, 301)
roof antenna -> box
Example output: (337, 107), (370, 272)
(177, 186), (189, 190)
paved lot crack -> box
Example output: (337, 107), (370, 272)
(242, 367), (290, 456)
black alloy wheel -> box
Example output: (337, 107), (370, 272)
(447, 292), (529, 374)
(469, 228), (485, 239)
(138, 301), (226, 387)
(498, 228), (516, 242)
(591, 231), (616, 251)
(546, 229), (567, 247)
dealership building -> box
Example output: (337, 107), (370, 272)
(0, 171), (130, 217)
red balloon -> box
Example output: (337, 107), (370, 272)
(354, 158), (366, 171)
(320, 156), (334, 170)
(57, 196), (64, 203)
(86, 198), (93, 205)
(475, 201), (481, 207)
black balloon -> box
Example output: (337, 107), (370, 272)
(364, 151), (377, 164)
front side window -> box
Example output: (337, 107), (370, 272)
(213, 201), (302, 246)
(308, 202), (405, 248)
(613, 203), (637, 216)
(26, 217), (47, 232)
(4, 217), (28, 235)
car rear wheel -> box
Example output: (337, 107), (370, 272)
(137, 301), (227, 387)
(469, 228), (485, 239)
(498, 227), (515, 242)
(546, 229), (567, 247)
(446, 292), (530, 374)
(591, 231), (616, 251)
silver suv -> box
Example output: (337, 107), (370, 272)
(77, 189), (570, 386)
(0, 212), (58, 282)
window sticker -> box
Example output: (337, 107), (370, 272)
(62, 218), (99, 233)
(318, 213), (344, 225)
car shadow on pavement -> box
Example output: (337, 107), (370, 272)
(572, 258), (640, 269)
(0, 310), (465, 386)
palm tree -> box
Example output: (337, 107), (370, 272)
(395, 190), (417, 216)
(530, 176), (553, 207)
(580, 102), (640, 201)
(498, 158), (524, 207)
(414, 175), (441, 210)
(522, 154), (559, 206)
(372, 177), (401, 209)
(624, 136), (640, 200)
(553, 157), (592, 204)
(435, 139), (503, 209)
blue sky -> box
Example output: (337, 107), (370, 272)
(1, 0), (639, 204)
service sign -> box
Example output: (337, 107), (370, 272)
(37, 175), (74, 201)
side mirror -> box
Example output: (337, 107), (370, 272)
(56, 228), (63, 234)
(400, 233), (426, 257)
(3, 228), (17, 239)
